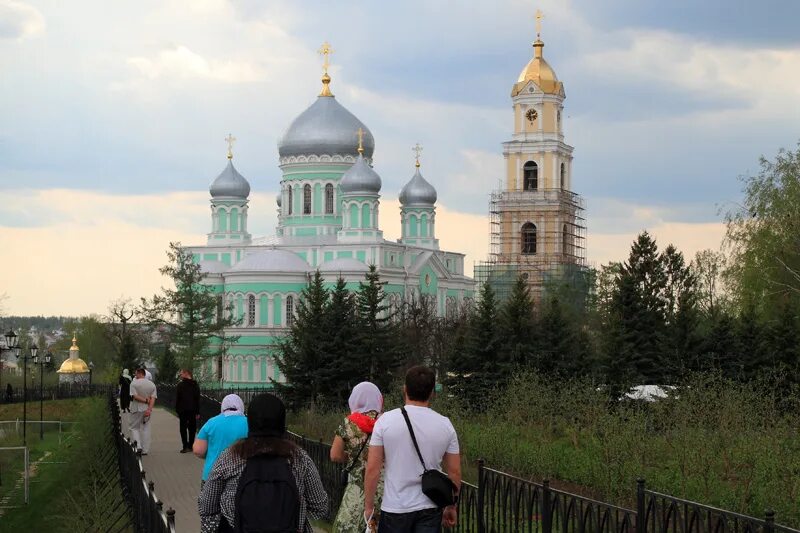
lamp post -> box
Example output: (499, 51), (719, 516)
(33, 351), (51, 440)
(1, 330), (18, 403)
(88, 361), (94, 385)
(21, 343), (38, 447)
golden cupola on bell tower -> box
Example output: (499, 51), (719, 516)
(476, 9), (588, 303)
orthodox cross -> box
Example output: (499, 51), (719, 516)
(412, 143), (423, 167)
(318, 41), (334, 74)
(225, 133), (236, 159)
(535, 9), (544, 39)
(356, 128), (365, 154)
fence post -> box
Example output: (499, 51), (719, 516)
(636, 479), (646, 533)
(542, 479), (552, 533)
(167, 508), (176, 532)
(477, 459), (485, 533)
(764, 510), (775, 533)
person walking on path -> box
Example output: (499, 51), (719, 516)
(198, 393), (328, 533)
(130, 367), (158, 455)
(364, 366), (461, 533)
(331, 381), (384, 532)
(119, 369), (132, 412)
(176, 368), (201, 453)
(193, 394), (249, 487)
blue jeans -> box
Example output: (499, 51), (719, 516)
(379, 508), (442, 533)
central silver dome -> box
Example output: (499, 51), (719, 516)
(340, 155), (382, 194)
(278, 96), (375, 159)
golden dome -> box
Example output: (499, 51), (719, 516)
(512, 40), (562, 96)
(58, 357), (90, 374)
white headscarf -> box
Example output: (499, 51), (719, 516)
(144, 369), (153, 381)
(122, 369), (130, 379)
(221, 394), (245, 417)
(348, 382), (383, 414)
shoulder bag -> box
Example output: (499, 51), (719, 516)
(400, 406), (456, 508)
(340, 435), (369, 488)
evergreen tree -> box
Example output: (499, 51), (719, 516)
(766, 299), (800, 373)
(119, 332), (140, 374)
(736, 301), (766, 378)
(448, 281), (500, 410)
(354, 265), (400, 392)
(537, 295), (586, 377)
(319, 277), (361, 405)
(139, 242), (239, 373)
(698, 310), (740, 377)
(156, 345), (179, 384)
(661, 245), (699, 381)
(273, 271), (329, 409)
(499, 274), (536, 370)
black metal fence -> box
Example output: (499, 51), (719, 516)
(1, 382), (115, 403)
(176, 387), (800, 533)
(108, 391), (177, 533)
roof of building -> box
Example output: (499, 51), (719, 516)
(512, 40), (562, 96)
(198, 260), (228, 274)
(318, 257), (370, 272)
(228, 249), (309, 273)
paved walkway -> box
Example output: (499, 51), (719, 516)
(122, 407), (203, 532)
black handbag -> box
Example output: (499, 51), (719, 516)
(400, 407), (456, 508)
(340, 435), (369, 488)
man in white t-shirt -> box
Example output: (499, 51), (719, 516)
(129, 367), (158, 455)
(365, 365), (461, 532)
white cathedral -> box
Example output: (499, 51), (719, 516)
(185, 47), (475, 387)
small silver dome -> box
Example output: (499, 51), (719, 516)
(210, 159), (251, 198)
(278, 96), (375, 159)
(340, 155), (382, 195)
(399, 167), (437, 206)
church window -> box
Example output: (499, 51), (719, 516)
(286, 295), (294, 327)
(521, 222), (537, 254)
(523, 161), (538, 191)
(303, 184), (311, 214)
(560, 163), (566, 189)
(325, 184), (334, 214)
(247, 294), (256, 327)
(287, 187), (293, 215)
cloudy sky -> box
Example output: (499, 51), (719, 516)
(1, 0), (799, 316)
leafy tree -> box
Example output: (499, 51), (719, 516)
(691, 249), (727, 314)
(273, 271), (329, 409)
(448, 281), (500, 410)
(354, 265), (401, 392)
(725, 142), (800, 314)
(398, 293), (438, 369)
(499, 274), (536, 370)
(51, 316), (117, 374)
(139, 242), (239, 373)
(119, 332), (140, 374)
(156, 345), (179, 384)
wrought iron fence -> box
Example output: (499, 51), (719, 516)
(108, 392), (177, 533)
(1, 383), (114, 403)
(637, 480), (797, 533)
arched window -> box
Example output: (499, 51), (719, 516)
(286, 295), (294, 327)
(523, 161), (538, 191)
(560, 163), (566, 190)
(521, 222), (537, 254)
(247, 294), (256, 326)
(563, 224), (570, 256)
(325, 184), (334, 214)
(303, 184), (311, 214)
(287, 187), (293, 215)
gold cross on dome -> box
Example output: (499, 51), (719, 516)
(318, 41), (334, 74)
(535, 9), (544, 39)
(357, 128), (365, 155)
(225, 133), (236, 159)
(412, 143), (423, 167)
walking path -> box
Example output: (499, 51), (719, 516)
(121, 407), (327, 533)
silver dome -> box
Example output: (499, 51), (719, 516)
(210, 159), (251, 198)
(340, 155), (382, 195)
(278, 96), (375, 159)
(229, 249), (309, 273)
(399, 167), (437, 206)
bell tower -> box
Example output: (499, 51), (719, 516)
(478, 11), (587, 302)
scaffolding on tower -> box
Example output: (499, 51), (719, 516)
(475, 187), (589, 305)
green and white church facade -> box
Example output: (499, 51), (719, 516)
(185, 68), (474, 387)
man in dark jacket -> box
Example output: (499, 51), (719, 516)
(175, 368), (200, 453)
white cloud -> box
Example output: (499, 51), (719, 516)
(0, 0), (44, 40)
(127, 45), (265, 83)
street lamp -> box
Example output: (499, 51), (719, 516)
(1, 330), (18, 403)
(88, 361), (94, 385)
(33, 351), (51, 440)
(21, 343), (38, 447)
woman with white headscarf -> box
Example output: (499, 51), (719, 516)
(331, 382), (384, 532)
(193, 394), (249, 487)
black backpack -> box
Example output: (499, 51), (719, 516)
(233, 454), (301, 533)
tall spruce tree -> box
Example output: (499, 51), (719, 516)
(499, 274), (536, 370)
(273, 271), (329, 409)
(537, 295), (586, 377)
(737, 301), (766, 378)
(448, 281), (500, 410)
(354, 265), (400, 392)
(139, 242), (239, 372)
(319, 277), (361, 405)
(662, 245), (699, 381)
